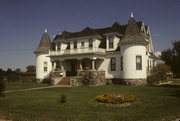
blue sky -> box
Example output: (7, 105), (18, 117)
(0, 0), (180, 71)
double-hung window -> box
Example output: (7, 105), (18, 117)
(121, 56), (123, 71)
(81, 42), (85, 48)
(136, 56), (142, 70)
(89, 38), (93, 48)
(44, 62), (48, 72)
(74, 41), (77, 49)
(110, 58), (116, 71)
(109, 36), (114, 48)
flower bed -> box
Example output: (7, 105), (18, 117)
(95, 94), (137, 104)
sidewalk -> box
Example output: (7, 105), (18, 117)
(4, 85), (71, 93)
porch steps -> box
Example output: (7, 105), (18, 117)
(57, 77), (70, 85)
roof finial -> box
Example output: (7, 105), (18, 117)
(45, 28), (47, 33)
(131, 12), (134, 17)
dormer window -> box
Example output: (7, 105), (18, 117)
(109, 36), (114, 48)
(89, 38), (93, 48)
(57, 43), (61, 50)
(67, 42), (70, 49)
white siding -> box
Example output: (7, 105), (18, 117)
(121, 45), (147, 79)
(98, 53), (121, 79)
(36, 53), (52, 80)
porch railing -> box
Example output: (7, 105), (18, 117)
(50, 47), (106, 56)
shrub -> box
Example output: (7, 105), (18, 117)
(147, 64), (171, 84)
(59, 94), (67, 103)
(95, 94), (136, 104)
(0, 75), (6, 97)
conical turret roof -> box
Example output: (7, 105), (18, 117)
(119, 14), (149, 45)
(34, 29), (51, 54)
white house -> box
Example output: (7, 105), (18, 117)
(34, 14), (156, 85)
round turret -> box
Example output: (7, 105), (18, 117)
(34, 29), (52, 82)
(119, 14), (149, 85)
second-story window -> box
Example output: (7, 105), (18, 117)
(74, 41), (77, 49)
(57, 43), (61, 50)
(89, 38), (93, 48)
(109, 36), (114, 48)
(81, 42), (85, 48)
(67, 42), (70, 49)
(43, 62), (48, 72)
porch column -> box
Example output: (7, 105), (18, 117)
(60, 60), (64, 70)
(92, 59), (96, 70)
(51, 61), (54, 71)
(79, 60), (83, 70)
(54, 61), (57, 70)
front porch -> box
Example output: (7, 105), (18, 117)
(50, 57), (105, 85)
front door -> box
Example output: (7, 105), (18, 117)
(70, 62), (76, 76)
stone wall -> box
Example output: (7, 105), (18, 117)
(78, 70), (105, 86)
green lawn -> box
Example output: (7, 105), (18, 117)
(0, 81), (180, 121)
(5, 82), (49, 91)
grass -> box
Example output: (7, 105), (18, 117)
(0, 81), (180, 121)
(5, 82), (49, 91)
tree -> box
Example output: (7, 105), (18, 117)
(0, 74), (5, 97)
(15, 68), (21, 72)
(161, 41), (180, 78)
(26, 65), (36, 72)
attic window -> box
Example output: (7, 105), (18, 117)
(109, 36), (114, 48)
(89, 38), (93, 47)
(141, 26), (144, 33)
(146, 30), (149, 35)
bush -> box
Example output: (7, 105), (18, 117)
(147, 64), (171, 84)
(95, 94), (137, 104)
(0, 75), (6, 97)
(59, 94), (67, 103)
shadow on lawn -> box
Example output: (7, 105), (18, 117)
(156, 84), (180, 89)
(160, 84), (180, 99)
(168, 89), (180, 99)
(151, 84), (180, 99)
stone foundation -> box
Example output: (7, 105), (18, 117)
(111, 78), (147, 86)
(121, 78), (147, 86)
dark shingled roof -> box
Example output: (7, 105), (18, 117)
(53, 20), (145, 42)
(52, 17), (149, 50)
(119, 17), (149, 45)
(34, 31), (51, 53)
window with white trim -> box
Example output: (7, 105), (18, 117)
(121, 56), (123, 71)
(43, 62), (48, 72)
(81, 42), (85, 48)
(109, 36), (114, 48)
(110, 57), (116, 71)
(74, 41), (77, 49)
(136, 56), (142, 70)
(89, 38), (93, 48)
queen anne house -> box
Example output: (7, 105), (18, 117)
(34, 13), (156, 86)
